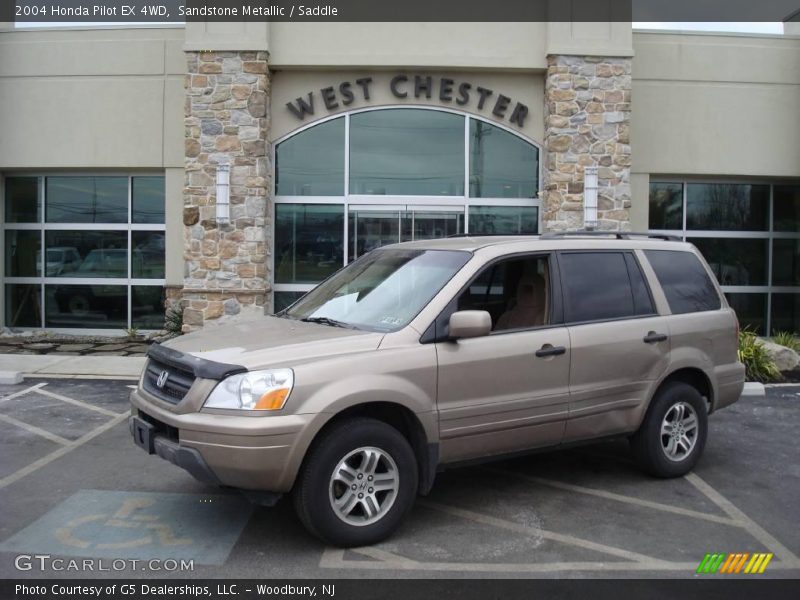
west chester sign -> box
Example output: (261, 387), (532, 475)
(285, 75), (529, 128)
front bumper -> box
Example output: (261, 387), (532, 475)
(129, 387), (317, 493)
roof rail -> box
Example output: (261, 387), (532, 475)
(540, 231), (682, 242)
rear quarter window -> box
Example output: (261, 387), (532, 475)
(644, 249), (722, 314)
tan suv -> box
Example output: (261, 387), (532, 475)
(130, 232), (745, 547)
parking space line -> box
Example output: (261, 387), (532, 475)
(0, 382), (47, 405)
(0, 413), (70, 446)
(0, 412), (128, 491)
(485, 467), (739, 526)
(34, 386), (121, 418)
(419, 499), (671, 565)
(685, 472), (800, 568)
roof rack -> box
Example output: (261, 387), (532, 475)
(540, 231), (682, 242)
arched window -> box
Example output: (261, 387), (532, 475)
(273, 107), (541, 311)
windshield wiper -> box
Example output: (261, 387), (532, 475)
(300, 316), (356, 329)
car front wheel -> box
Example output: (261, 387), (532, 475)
(630, 381), (708, 478)
(293, 417), (418, 547)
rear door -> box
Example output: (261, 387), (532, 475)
(558, 250), (671, 442)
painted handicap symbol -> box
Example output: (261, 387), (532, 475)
(55, 497), (192, 549)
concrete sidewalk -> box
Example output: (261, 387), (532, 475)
(0, 353), (145, 382)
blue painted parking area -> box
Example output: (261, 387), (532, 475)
(0, 490), (252, 566)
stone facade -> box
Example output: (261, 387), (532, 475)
(542, 55), (632, 232)
(182, 51), (270, 331)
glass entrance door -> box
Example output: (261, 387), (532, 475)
(348, 205), (464, 261)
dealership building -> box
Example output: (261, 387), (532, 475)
(0, 19), (799, 334)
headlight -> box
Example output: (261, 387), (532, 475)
(204, 369), (294, 411)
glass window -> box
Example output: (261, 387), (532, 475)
(645, 250), (722, 314)
(132, 176), (165, 224)
(469, 120), (538, 198)
(624, 253), (656, 316)
(274, 291), (306, 314)
(401, 211), (463, 241)
(132, 231), (165, 279)
(132, 285), (165, 329)
(648, 182), (683, 230)
(44, 231), (128, 278)
(773, 185), (800, 232)
(46, 177), (128, 223)
(5, 230), (41, 277)
(560, 252), (637, 323)
(5, 177), (41, 223)
(276, 118), (345, 196)
(45, 284), (128, 328)
(469, 206), (538, 235)
(691, 238), (768, 286)
(458, 255), (550, 331)
(772, 239), (800, 287)
(285, 249), (471, 332)
(770, 293), (800, 335)
(275, 204), (344, 284)
(727, 293), (767, 335)
(5, 284), (40, 327)
(686, 183), (769, 231)
(349, 109), (465, 195)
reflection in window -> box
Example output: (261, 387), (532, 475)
(401, 211), (463, 241)
(469, 120), (537, 198)
(686, 183), (769, 231)
(132, 285), (165, 328)
(46, 177), (128, 223)
(691, 238), (768, 286)
(772, 239), (800, 287)
(46, 284), (128, 328)
(44, 231), (128, 278)
(727, 293), (767, 336)
(275, 204), (344, 284)
(273, 291), (306, 314)
(469, 206), (538, 235)
(771, 294), (800, 334)
(349, 109), (465, 195)
(276, 118), (345, 196)
(5, 230), (41, 277)
(5, 284), (40, 327)
(648, 182), (683, 230)
(773, 185), (800, 232)
(133, 231), (166, 278)
(132, 177), (166, 224)
(4, 177), (40, 223)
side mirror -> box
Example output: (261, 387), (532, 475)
(448, 310), (492, 340)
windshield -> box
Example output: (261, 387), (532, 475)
(284, 249), (471, 332)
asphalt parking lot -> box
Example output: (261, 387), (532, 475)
(0, 378), (798, 579)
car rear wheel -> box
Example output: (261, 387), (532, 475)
(630, 382), (708, 478)
(293, 417), (418, 547)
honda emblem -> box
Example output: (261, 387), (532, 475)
(156, 370), (170, 389)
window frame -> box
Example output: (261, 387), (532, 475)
(2, 172), (167, 333)
(555, 249), (659, 327)
(272, 105), (543, 306)
(648, 177), (800, 334)
(422, 251), (563, 344)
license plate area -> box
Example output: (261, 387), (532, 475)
(132, 416), (155, 454)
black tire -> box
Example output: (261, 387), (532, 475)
(630, 382), (708, 478)
(293, 417), (418, 547)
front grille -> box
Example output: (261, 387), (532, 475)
(143, 357), (195, 405)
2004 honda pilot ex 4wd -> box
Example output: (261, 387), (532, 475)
(130, 233), (745, 547)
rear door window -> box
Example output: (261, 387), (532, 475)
(559, 251), (647, 323)
(644, 250), (721, 314)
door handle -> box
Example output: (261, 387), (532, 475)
(535, 344), (566, 358)
(643, 331), (668, 344)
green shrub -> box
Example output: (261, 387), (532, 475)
(771, 330), (800, 352)
(164, 303), (184, 335)
(738, 328), (781, 383)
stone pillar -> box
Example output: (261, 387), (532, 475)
(182, 51), (270, 331)
(542, 56), (632, 232)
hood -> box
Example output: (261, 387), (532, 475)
(161, 315), (384, 370)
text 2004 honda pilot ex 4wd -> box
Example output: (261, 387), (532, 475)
(130, 232), (745, 547)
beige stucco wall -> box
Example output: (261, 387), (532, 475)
(270, 70), (545, 143)
(630, 31), (800, 228)
(0, 27), (185, 169)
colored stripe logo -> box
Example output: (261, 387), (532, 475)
(696, 552), (773, 574)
